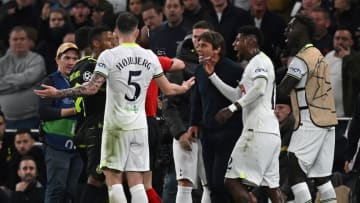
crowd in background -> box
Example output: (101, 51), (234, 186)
(0, 0), (360, 202)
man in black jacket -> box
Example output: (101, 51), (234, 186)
(344, 92), (360, 202)
(163, 20), (213, 203)
(11, 156), (44, 203)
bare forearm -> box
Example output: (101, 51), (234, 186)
(162, 83), (187, 96)
(55, 73), (105, 98)
(60, 108), (77, 117)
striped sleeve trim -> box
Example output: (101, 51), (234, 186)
(153, 72), (164, 78)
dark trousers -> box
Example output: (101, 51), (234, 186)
(201, 129), (240, 203)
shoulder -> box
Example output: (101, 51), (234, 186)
(42, 74), (55, 85)
(29, 51), (45, 61)
(222, 58), (242, 70)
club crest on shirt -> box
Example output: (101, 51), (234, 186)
(83, 71), (92, 81)
(255, 67), (268, 73)
(97, 62), (106, 68)
(289, 66), (301, 74)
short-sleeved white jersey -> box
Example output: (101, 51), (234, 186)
(94, 43), (163, 130)
(239, 52), (279, 134)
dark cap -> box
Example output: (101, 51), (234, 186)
(276, 94), (291, 106)
(56, 42), (79, 57)
(71, 0), (89, 7)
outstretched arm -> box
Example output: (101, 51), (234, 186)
(34, 73), (106, 98)
(208, 73), (242, 102)
(154, 74), (195, 96)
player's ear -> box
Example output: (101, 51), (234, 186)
(92, 40), (100, 48)
(134, 28), (140, 39)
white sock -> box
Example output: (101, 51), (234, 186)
(108, 184), (127, 203)
(176, 185), (192, 203)
(291, 182), (312, 203)
(201, 186), (211, 203)
(130, 184), (148, 203)
(317, 181), (337, 203)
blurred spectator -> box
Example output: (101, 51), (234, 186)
(62, 31), (75, 43)
(344, 92), (360, 202)
(38, 42), (82, 203)
(250, 0), (286, 66)
(11, 156), (45, 203)
(139, 2), (164, 48)
(275, 95), (294, 201)
(107, 0), (127, 14)
(332, 0), (360, 34)
(203, 0), (253, 60)
(149, 0), (189, 57)
(69, 0), (93, 30)
(74, 26), (93, 57)
(0, 26), (46, 129)
(310, 7), (333, 55)
(0, 110), (10, 187)
(128, 0), (145, 29)
(36, 8), (74, 74)
(6, 129), (46, 191)
(51, 0), (72, 13)
(231, 0), (251, 10)
(88, 0), (116, 29)
(182, 0), (206, 31)
(291, 0), (321, 17)
(324, 27), (358, 118)
(324, 27), (359, 173)
(0, 0), (41, 49)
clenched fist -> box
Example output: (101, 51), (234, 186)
(215, 107), (234, 125)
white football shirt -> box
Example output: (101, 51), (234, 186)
(239, 52), (279, 134)
(94, 43), (163, 130)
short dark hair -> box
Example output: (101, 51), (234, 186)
(116, 12), (139, 34)
(193, 20), (214, 31)
(75, 26), (92, 50)
(237, 25), (264, 47)
(165, 0), (184, 6)
(311, 7), (330, 20)
(294, 14), (316, 39)
(197, 31), (226, 57)
(18, 155), (37, 170)
(88, 26), (111, 48)
(0, 110), (4, 119)
(10, 26), (29, 38)
(15, 128), (34, 139)
(142, 2), (162, 14)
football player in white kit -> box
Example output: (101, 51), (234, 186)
(34, 12), (195, 203)
(201, 25), (283, 203)
(277, 14), (337, 203)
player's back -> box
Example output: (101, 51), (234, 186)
(95, 44), (163, 131)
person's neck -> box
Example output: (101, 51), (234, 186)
(168, 18), (183, 28)
(245, 47), (260, 60)
(212, 54), (221, 65)
(214, 1), (227, 13)
(296, 39), (311, 52)
(93, 48), (102, 59)
(187, 5), (201, 14)
(118, 37), (137, 45)
(60, 0), (71, 7)
(251, 9), (265, 19)
(314, 30), (327, 40)
(12, 50), (28, 58)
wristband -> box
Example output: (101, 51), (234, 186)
(228, 104), (237, 112)
(234, 101), (242, 110)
